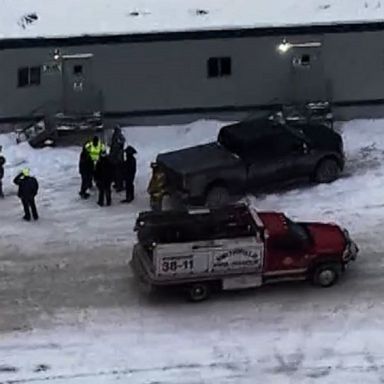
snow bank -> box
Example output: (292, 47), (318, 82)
(1, 0), (384, 39)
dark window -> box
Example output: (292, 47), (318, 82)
(221, 57), (232, 76)
(286, 218), (312, 246)
(73, 65), (83, 75)
(17, 66), (41, 87)
(301, 54), (311, 66)
(273, 131), (303, 155)
(269, 219), (312, 251)
(207, 58), (219, 77)
(293, 54), (311, 67)
(207, 57), (232, 78)
(17, 67), (29, 87)
(30, 67), (41, 85)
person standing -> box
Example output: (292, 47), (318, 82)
(85, 136), (106, 165)
(0, 146), (5, 198)
(109, 126), (126, 192)
(13, 168), (39, 221)
(78, 144), (94, 199)
(85, 136), (105, 185)
(94, 151), (114, 207)
(147, 162), (166, 211)
(121, 145), (137, 203)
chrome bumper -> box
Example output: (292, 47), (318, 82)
(342, 231), (359, 263)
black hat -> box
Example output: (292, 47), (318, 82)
(125, 145), (137, 155)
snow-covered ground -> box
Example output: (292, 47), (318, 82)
(2, 119), (384, 383)
(1, 0), (384, 39)
(0, 120), (223, 256)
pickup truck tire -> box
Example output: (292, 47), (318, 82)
(312, 263), (341, 287)
(205, 185), (230, 207)
(314, 158), (341, 183)
(187, 283), (210, 302)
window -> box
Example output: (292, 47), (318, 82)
(30, 67), (41, 85)
(73, 65), (83, 75)
(273, 131), (303, 155)
(17, 68), (29, 87)
(270, 235), (301, 251)
(42, 63), (61, 74)
(293, 54), (311, 67)
(301, 54), (311, 66)
(270, 221), (311, 251)
(286, 218), (312, 246)
(17, 66), (41, 87)
(207, 57), (232, 78)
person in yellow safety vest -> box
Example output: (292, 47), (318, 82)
(147, 162), (167, 211)
(85, 136), (106, 164)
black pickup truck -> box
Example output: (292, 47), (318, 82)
(155, 118), (344, 207)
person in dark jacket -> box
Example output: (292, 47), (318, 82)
(94, 151), (114, 206)
(78, 144), (94, 199)
(121, 145), (137, 203)
(109, 126), (126, 192)
(0, 146), (5, 198)
(13, 168), (39, 221)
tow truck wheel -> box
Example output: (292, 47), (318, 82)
(312, 263), (341, 287)
(205, 185), (230, 207)
(187, 283), (210, 302)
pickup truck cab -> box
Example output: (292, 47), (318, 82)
(130, 203), (358, 301)
(154, 118), (344, 207)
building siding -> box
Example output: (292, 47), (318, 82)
(1, 24), (384, 123)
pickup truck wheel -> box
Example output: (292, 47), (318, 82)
(187, 283), (210, 302)
(312, 263), (341, 287)
(314, 158), (340, 183)
(205, 186), (230, 207)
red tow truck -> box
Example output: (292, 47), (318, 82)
(131, 202), (358, 301)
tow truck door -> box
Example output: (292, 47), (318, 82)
(264, 235), (309, 275)
(210, 237), (265, 290)
(209, 238), (263, 272)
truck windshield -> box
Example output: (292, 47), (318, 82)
(285, 218), (312, 245)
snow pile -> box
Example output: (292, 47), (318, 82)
(0, 0), (384, 39)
